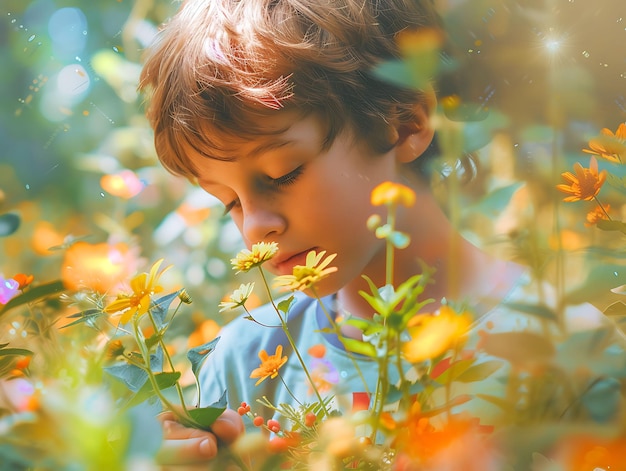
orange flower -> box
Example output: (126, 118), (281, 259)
(103, 259), (171, 324)
(557, 435), (626, 471)
(583, 123), (626, 164)
(61, 241), (138, 294)
(100, 169), (145, 199)
(249, 345), (288, 386)
(31, 220), (65, 255)
(403, 306), (472, 364)
(370, 181), (416, 207)
(393, 412), (495, 468)
(556, 156), (607, 202)
(585, 203), (610, 227)
(12, 273), (34, 290)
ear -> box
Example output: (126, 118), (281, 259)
(393, 98), (436, 164)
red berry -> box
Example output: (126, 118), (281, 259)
(237, 402), (251, 415)
(267, 419), (281, 433)
(253, 416), (264, 427)
(305, 412), (316, 427)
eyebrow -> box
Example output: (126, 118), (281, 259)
(197, 139), (295, 186)
(247, 139), (293, 158)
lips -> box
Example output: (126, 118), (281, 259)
(272, 247), (317, 275)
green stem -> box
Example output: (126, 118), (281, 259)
(311, 286), (370, 394)
(593, 195), (612, 220)
(257, 268), (330, 417)
(370, 331), (389, 443)
(279, 374), (303, 406)
(385, 204), (396, 287)
(395, 330), (410, 408)
(131, 317), (199, 429)
(147, 308), (190, 415)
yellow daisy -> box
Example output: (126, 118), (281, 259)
(218, 282), (255, 312)
(230, 242), (279, 273)
(104, 259), (171, 324)
(273, 250), (338, 292)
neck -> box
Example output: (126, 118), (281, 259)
(336, 187), (524, 322)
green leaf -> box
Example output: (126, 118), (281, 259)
(341, 316), (378, 335)
(151, 290), (184, 329)
(433, 358), (475, 385)
(0, 280), (66, 316)
(565, 263), (626, 305)
(61, 308), (105, 329)
(604, 301), (626, 317)
(455, 360), (503, 383)
(503, 302), (559, 322)
(372, 60), (423, 90)
(0, 213), (20, 237)
(145, 333), (163, 350)
(596, 219), (626, 235)
(123, 371), (181, 410)
(187, 391), (227, 430)
(104, 363), (149, 393)
(466, 182), (523, 217)
(606, 172), (626, 195)
(0, 348), (33, 357)
(277, 296), (295, 316)
(187, 337), (220, 379)
(475, 393), (515, 413)
(342, 338), (377, 358)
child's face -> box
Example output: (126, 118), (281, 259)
(189, 111), (405, 295)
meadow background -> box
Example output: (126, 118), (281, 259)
(1, 0), (626, 469)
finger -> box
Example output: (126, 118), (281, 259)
(162, 419), (216, 440)
(211, 409), (245, 445)
(156, 435), (218, 465)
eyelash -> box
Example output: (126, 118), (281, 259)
(222, 165), (305, 216)
(271, 165), (305, 187)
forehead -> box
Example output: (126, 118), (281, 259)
(186, 110), (327, 171)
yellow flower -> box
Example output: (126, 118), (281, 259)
(556, 156), (607, 202)
(104, 259), (171, 324)
(250, 345), (288, 386)
(370, 181), (416, 207)
(273, 250), (338, 291)
(582, 123), (626, 164)
(585, 203), (610, 227)
(402, 305), (472, 364)
(230, 242), (279, 273)
(218, 282), (255, 312)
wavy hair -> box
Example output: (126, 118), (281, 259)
(139, 0), (441, 178)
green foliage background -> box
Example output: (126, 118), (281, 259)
(1, 0), (625, 331)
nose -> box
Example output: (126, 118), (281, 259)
(239, 198), (286, 245)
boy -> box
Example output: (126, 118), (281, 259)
(139, 0), (626, 466)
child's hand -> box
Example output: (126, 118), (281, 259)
(156, 408), (244, 468)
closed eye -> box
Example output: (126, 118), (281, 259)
(222, 199), (240, 216)
(271, 165), (305, 187)
(222, 165), (305, 216)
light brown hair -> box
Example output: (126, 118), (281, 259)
(139, 0), (441, 179)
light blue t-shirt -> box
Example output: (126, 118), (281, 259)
(198, 276), (626, 430)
